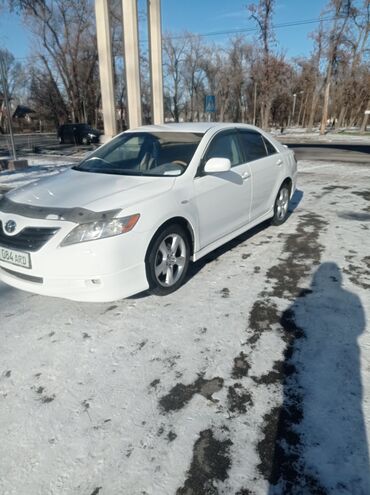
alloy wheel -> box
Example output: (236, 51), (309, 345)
(154, 234), (187, 287)
(276, 187), (289, 221)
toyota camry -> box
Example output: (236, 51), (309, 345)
(0, 123), (297, 302)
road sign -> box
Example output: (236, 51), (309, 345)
(205, 95), (216, 113)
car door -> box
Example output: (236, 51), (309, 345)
(238, 130), (282, 222)
(193, 130), (252, 249)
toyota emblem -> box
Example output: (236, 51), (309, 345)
(5, 220), (17, 234)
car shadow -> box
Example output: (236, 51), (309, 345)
(288, 189), (303, 216)
(267, 262), (370, 494)
(0, 281), (14, 298)
(185, 219), (271, 283)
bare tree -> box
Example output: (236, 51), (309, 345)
(8, 0), (99, 125)
(249, 0), (276, 129)
(0, 48), (26, 133)
(2, 0), (369, 132)
(28, 64), (69, 128)
(163, 33), (189, 122)
(182, 34), (207, 121)
(319, 0), (355, 134)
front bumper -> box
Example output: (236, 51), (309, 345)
(0, 214), (149, 302)
(0, 262), (148, 302)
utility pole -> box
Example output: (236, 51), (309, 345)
(297, 91), (304, 127)
(0, 55), (17, 160)
(292, 93), (297, 127)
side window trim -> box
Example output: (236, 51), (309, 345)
(261, 135), (269, 156)
(262, 135), (278, 156)
(236, 129), (249, 163)
(237, 129), (268, 163)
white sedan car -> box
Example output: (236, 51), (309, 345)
(0, 123), (297, 302)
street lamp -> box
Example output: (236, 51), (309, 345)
(292, 93), (297, 127)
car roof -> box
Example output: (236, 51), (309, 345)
(127, 122), (264, 134)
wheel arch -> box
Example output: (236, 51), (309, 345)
(145, 216), (196, 261)
(281, 177), (293, 196)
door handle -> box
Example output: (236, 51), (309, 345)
(241, 171), (250, 180)
(276, 159), (283, 166)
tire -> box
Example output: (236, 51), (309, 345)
(82, 137), (89, 145)
(271, 183), (290, 226)
(146, 224), (190, 296)
(59, 136), (64, 144)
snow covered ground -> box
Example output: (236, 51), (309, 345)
(0, 159), (369, 494)
(0, 156), (78, 193)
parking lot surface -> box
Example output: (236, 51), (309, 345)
(0, 159), (370, 494)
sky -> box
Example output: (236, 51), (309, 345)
(0, 0), (328, 62)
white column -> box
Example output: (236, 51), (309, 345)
(95, 0), (117, 141)
(148, 0), (164, 124)
(122, 0), (142, 128)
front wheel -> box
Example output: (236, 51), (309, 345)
(271, 183), (290, 225)
(146, 225), (190, 296)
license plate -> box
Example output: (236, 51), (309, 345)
(0, 246), (31, 269)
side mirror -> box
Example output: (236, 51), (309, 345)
(204, 157), (231, 173)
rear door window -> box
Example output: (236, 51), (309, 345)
(238, 131), (268, 162)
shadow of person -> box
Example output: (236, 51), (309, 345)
(268, 262), (370, 494)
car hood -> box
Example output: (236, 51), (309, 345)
(6, 168), (176, 213)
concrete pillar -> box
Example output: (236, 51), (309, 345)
(122, 0), (142, 128)
(148, 0), (164, 125)
(95, 0), (117, 141)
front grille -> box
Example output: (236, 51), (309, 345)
(0, 221), (60, 252)
(0, 266), (43, 284)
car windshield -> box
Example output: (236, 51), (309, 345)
(73, 131), (204, 177)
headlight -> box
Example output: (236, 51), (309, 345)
(60, 214), (140, 247)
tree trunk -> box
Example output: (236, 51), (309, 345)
(261, 101), (271, 130)
(320, 80), (331, 135)
(307, 92), (319, 132)
(335, 106), (346, 129)
(360, 99), (370, 132)
(173, 95), (179, 122)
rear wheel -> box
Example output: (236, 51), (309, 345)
(146, 225), (190, 296)
(271, 183), (290, 225)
